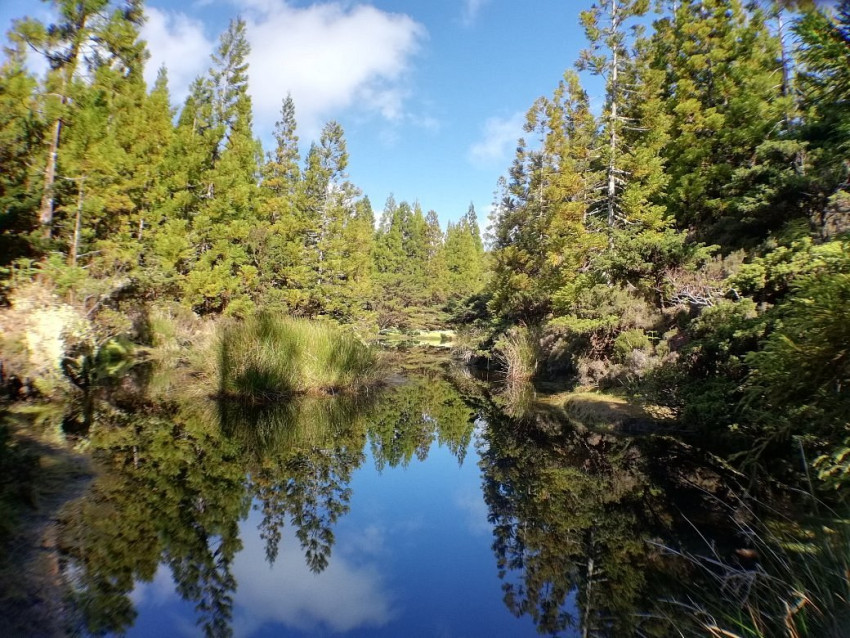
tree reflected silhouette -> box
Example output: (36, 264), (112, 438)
(57, 369), (478, 637)
(476, 392), (743, 637)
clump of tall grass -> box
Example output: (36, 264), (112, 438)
(656, 499), (850, 638)
(217, 314), (381, 400)
(494, 324), (540, 382)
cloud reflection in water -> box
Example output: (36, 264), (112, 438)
(231, 511), (396, 636)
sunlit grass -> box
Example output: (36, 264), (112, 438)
(217, 314), (382, 400)
(494, 325), (540, 382)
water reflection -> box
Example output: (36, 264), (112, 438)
(473, 379), (749, 637)
(52, 363), (762, 637)
(223, 397), (370, 571)
(57, 370), (479, 637)
(59, 401), (247, 637)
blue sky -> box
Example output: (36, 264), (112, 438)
(1, 0), (604, 228)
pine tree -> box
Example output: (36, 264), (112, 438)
(258, 94), (306, 311)
(424, 209), (448, 303)
(541, 72), (604, 312)
(488, 75), (600, 323)
(444, 203), (485, 301)
(577, 0), (650, 245)
(372, 197), (435, 326)
(654, 0), (791, 246)
(180, 18), (263, 315)
(0, 36), (42, 266)
(299, 121), (367, 320)
(795, 0), (850, 228)
(134, 68), (175, 245)
(14, 0), (107, 238)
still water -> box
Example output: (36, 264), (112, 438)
(55, 364), (746, 637)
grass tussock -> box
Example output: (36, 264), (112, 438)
(494, 325), (540, 382)
(657, 500), (850, 638)
(217, 314), (382, 400)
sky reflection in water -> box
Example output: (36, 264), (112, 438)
(125, 434), (544, 638)
(60, 368), (747, 638)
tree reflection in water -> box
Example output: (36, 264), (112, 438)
(59, 401), (247, 638)
(56, 370), (477, 637)
(53, 364), (753, 638)
(475, 380), (746, 637)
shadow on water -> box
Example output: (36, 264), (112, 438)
(24, 360), (830, 637)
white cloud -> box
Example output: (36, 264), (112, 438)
(468, 111), (525, 167)
(462, 0), (491, 26)
(243, 0), (425, 137)
(142, 1), (424, 138)
(142, 7), (215, 105)
(454, 487), (491, 537)
(232, 523), (396, 636)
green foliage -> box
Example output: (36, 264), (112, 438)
(729, 235), (850, 302)
(217, 314), (380, 399)
(741, 271), (850, 456)
(613, 329), (651, 363)
(654, 0), (792, 247)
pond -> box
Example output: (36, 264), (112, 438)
(41, 361), (766, 637)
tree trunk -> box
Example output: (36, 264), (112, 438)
(38, 10), (89, 238)
(607, 0), (619, 250)
(39, 116), (63, 238)
(69, 177), (85, 267)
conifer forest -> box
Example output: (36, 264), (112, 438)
(1, 1), (849, 636)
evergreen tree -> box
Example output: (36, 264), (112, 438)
(653, 0), (791, 246)
(445, 203), (485, 301)
(423, 209), (448, 303)
(488, 74), (600, 323)
(372, 197), (434, 327)
(180, 18), (263, 315)
(258, 94), (307, 311)
(795, 0), (850, 230)
(13, 0), (117, 238)
(299, 121), (368, 320)
(577, 0), (650, 245)
(0, 36), (42, 267)
(488, 113), (551, 322)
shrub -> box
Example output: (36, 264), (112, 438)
(613, 329), (652, 363)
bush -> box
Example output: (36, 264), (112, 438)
(741, 272), (850, 464)
(217, 314), (381, 400)
(613, 329), (652, 363)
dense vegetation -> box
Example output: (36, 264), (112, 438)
(0, 2), (486, 330)
(475, 0), (850, 491)
(1, 0), (849, 567)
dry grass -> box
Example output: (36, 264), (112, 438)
(555, 392), (651, 429)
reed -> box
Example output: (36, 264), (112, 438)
(657, 499), (850, 638)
